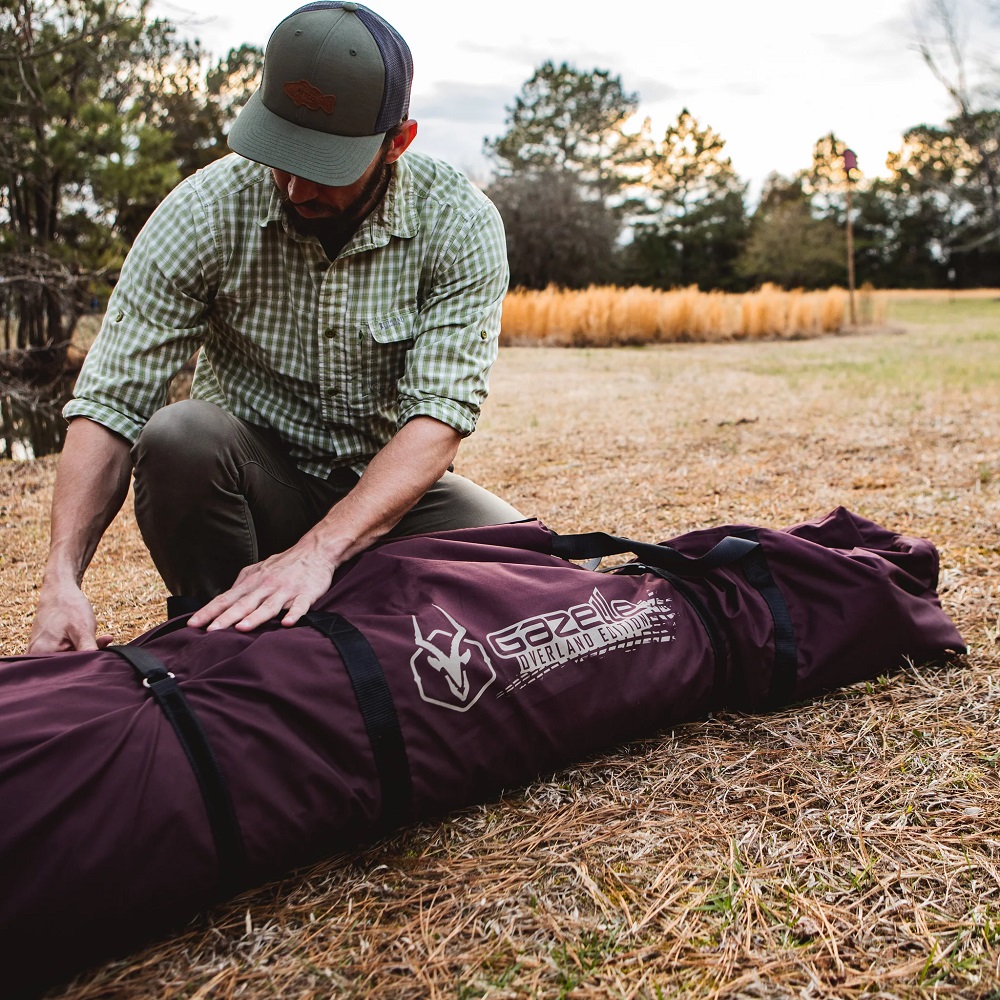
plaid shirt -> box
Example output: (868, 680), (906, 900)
(65, 152), (509, 477)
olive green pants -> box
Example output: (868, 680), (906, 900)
(132, 400), (524, 598)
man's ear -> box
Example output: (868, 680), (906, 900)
(385, 119), (418, 164)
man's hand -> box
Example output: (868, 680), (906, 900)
(28, 582), (114, 653)
(187, 535), (339, 633)
(188, 416), (463, 634)
(27, 418), (132, 654)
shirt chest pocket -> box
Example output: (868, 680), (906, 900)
(347, 309), (417, 409)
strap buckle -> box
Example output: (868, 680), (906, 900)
(142, 670), (176, 688)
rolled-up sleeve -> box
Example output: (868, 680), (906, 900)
(63, 180), (216, 441)
(396, 198), (509, 436)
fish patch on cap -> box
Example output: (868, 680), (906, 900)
(283, 80), (336, 114)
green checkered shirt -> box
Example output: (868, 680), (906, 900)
(65, 152), (509, 477)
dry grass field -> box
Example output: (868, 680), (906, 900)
(1, 293), (998, 998)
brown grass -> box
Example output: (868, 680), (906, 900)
(1, 295), (999, 998)
(500, 284), (887, 346)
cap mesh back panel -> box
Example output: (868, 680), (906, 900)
(355, 7), (412, 128)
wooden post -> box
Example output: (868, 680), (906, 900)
(844, 148), (857, 327)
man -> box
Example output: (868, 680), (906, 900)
(28, 0), (522, 653)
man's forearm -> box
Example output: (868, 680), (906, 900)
(308, 415), (462, 564)
(43, 418), (133, 587)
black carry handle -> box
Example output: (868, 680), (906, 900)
(551, 529), (760, 573)
(554, 527), (798, 707)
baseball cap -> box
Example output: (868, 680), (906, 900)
(228, 1), (413, 186)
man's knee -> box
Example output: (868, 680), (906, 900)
(394, 473), (525, 536)
(133, 400), (234, 477)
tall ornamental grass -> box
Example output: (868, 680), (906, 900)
(500, 283), (883, 346)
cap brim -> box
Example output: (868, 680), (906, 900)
(228, 90), (386, 187)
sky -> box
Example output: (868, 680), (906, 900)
(152, 0), (999, 200)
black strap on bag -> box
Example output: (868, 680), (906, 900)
(135, 612), (196, 643)
(550, 527), (798, 707)
(166, 595), (209, 619)
(303, 611), (412, 832)
(729, 529), (798, 707)
(108, 644), (246, 896)
(551, 530), (760, 572)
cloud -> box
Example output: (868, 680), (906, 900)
(630, 77), (681, 105)
(414, 81), (515, 125)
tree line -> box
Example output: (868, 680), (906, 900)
(1, 0), (997, 455)
(483, 62), (1000, 293)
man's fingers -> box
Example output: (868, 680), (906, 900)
(230, 594), (289, 633)
(280, 595), (313, 628)
(205, 594), (276, 632)
(188, 594), (229, 628)
(189, 589), (288, 633)
(186, 551), (335, 633)
(231, 611), (276, 633)
(188, 597), (259, 632)
(30, 634), (97, 654)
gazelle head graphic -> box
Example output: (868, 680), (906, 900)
(412, 605), (472, 702)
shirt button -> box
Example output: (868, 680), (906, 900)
(324, 328), (336, 339)
(325, 386), (338, 397)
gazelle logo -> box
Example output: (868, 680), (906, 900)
(410, 605), (496, 712)
(487, 587), (676, 694)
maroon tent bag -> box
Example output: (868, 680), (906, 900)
(0, 507), (964, 994)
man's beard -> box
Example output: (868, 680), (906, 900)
(277, 152), (392, 246)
